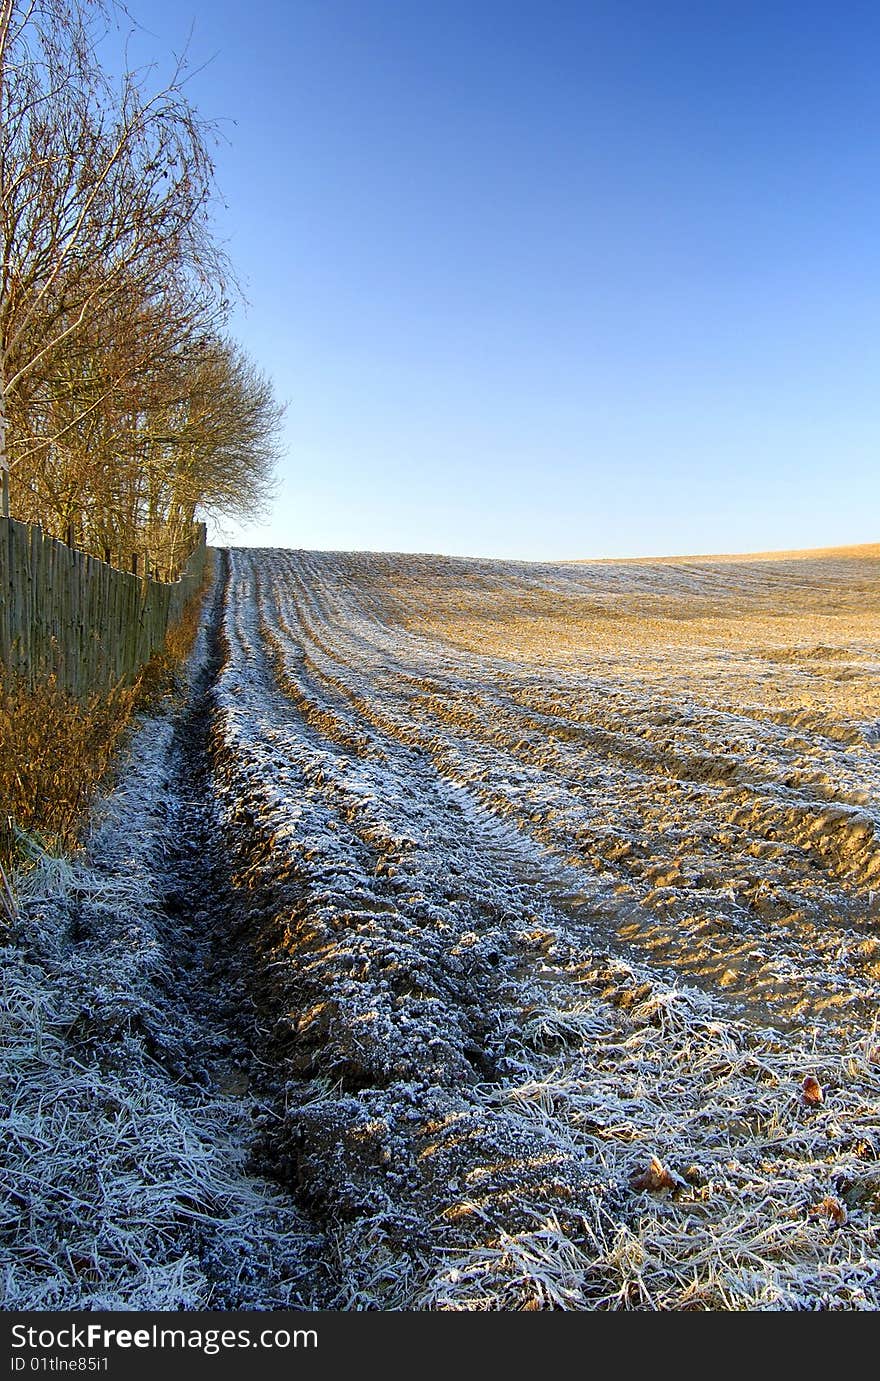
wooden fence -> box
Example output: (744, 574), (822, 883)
(0, 517), (208, 697)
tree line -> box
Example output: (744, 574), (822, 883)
(0, 0), (281, 576)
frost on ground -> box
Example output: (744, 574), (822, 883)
(4, 545), (880, 1309)
(0, 611), (329, 1310)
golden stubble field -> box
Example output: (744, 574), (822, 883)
(397, 544), (880, 1029)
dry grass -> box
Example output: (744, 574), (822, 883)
(134, 561), (214, 711)
(0, 677), (139, 874)
(0, 559), (212, 877)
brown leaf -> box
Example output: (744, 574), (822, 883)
(801, 1075), (824, 1107)
(630, 1156), (677, 1192)
(809, 1196), (848, 1226)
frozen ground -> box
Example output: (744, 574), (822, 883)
(4, 545), (880, 1309)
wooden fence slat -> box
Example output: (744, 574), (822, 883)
(0, 519), (208, 697)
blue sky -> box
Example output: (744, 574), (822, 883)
(125, 1), (880, 559)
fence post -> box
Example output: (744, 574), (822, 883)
(0, 460), (8, 520)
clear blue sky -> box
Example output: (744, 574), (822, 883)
(125, 0), (880, 559)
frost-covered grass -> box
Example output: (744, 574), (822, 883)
(0, 854), (316, 1308)
(0, 611), (322, 1311)
(204, 546), (880, 1309)
(5, 544), (880, 1310)
(418, 964), (880, 1310)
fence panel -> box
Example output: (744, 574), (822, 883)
(0, 518), (208, 697)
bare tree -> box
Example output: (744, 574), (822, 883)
(0, 0), (279, 557)
(143, 337), (282, 522)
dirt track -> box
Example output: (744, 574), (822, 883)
(5, 545), (880, 1310)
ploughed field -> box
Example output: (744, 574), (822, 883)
(206, 546), (880, 1308)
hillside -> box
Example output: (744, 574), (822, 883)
(4, 544), (880, 1309)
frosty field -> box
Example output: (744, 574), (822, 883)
(5, 545), (880, 1310)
